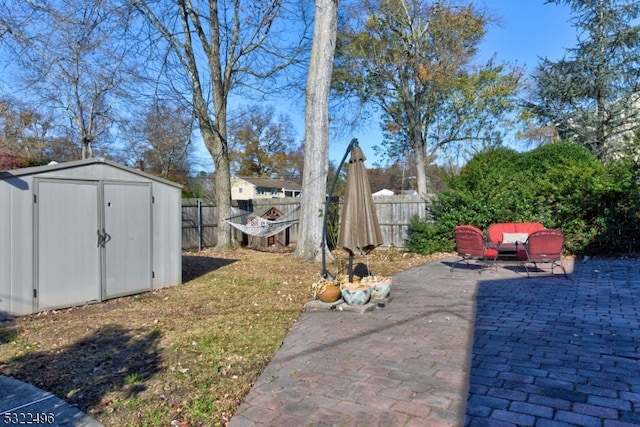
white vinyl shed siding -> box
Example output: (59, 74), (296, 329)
(0, 158), (182, 316)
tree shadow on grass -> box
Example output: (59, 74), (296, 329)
(0, 320), (18, 344)
(1, 324), (161, 415)
(182, 255), (237, 283)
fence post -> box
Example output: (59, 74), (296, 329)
(197, 198), (203, 251)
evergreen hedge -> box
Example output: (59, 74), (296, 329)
(406, 141), (640, 256)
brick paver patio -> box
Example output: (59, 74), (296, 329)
(229, 257), (640, 427)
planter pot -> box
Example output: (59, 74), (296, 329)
(371, 279), (392, 299)
(341, 286), (372, 305)
(317, 284), (341, 303)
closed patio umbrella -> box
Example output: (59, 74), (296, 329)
(337, 141), (383, 282)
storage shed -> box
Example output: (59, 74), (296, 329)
(0, 158), (182, 317)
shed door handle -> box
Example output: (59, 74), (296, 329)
(97, 228), (109, 247)
(102, 228), (111, 246)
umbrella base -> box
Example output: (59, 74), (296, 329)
(305, 295), (393, 313)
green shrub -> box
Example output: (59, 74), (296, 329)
(406, 141), (640, 256)
(405, 215), (455, 254)
(584, 158), (640, 254)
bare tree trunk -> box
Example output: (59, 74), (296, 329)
(411, 127), (432, 197)
(193, 65), (232, 249)
(208, 5), (233, 250)
(135, 0), (308, 251)
(294, 0), (338, 262)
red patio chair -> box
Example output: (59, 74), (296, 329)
(451, 225), (498, 273)
(516, 229), (568, 278)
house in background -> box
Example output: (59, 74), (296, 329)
(372, 188), (418, 197)
(372, 188), (394, 197)
(231, 176), (302, 200)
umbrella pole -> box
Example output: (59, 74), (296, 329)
(321, 138), (359, 278)
(348, 253), (354, 283)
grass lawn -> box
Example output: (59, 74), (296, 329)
(0, 247), (446, 426)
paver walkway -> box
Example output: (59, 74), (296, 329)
(230, 257), (640, 427)
(0, 375), (104, 427)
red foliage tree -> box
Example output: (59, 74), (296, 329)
(0, 152), (26, 171)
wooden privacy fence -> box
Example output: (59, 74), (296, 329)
(182, 198), (217, 251)
(182, 195), (432, 251)
(373, 195), (433, 248)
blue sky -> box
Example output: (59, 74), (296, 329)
(478, 0), (575, 69)
(326, 0), (578, 167)
(191, 1), (579, 173)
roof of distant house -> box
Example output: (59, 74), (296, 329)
(372, 188), (395, 197)
(235, 176), (302, 190)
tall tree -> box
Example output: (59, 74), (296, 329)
(284, 142), (305, 181)
(333, 0), (522, 196)
(228, 105), (298, 178)
(0, 96), (76, 163)
(130, 102), (195, 183)
(294, 0), (338, 262)
(0, 0), (136, 159)
(134, 0), (310, 249)
(530, 0), (640, 159)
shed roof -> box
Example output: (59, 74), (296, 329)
(0, 158), (183, 188)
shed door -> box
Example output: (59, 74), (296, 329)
(35, 180), (101, 311)
(102, 182), (152, 298)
